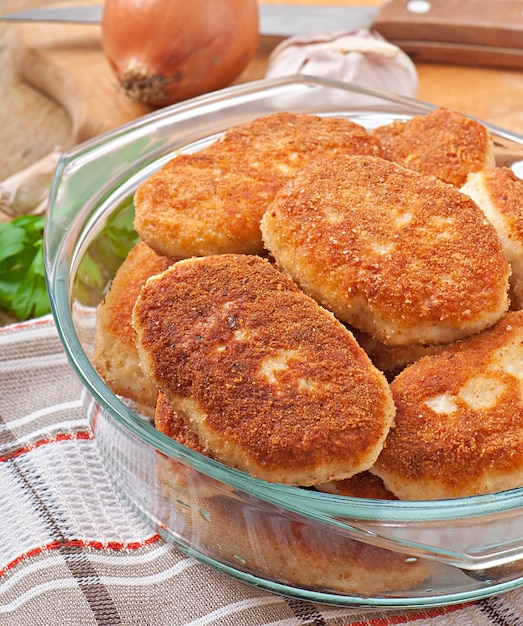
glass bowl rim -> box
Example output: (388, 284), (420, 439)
(45, 73), (523, 528)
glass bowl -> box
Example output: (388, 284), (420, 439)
(44, 75), (523, 608)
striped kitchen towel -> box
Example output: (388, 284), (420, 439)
(1, 315), (522, 625)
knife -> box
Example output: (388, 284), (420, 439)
(1, 1), (523, 69)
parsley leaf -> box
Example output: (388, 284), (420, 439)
(73, 197), (139, 307)
(1, 197), (138, 322)
(0, 214), (50, 321)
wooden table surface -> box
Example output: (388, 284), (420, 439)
(1, 0), (523, 182)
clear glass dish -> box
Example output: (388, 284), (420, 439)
(45, 75), (523, 608)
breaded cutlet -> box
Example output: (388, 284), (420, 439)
(182, 494), (429, 594)
(155, 377), (399, 499)
(261, 154), (510, 346)
(371, 310), (523, 500)
(372, 107), (494, 187)
(461, 167), (523, 309)
(315, 471), (397, 500)
(132, 254), (395, 487)
(134, 112), (382, 259)
(155, 391), (214, 458)
(154, 410), (429, 594)
(93, 241), (174, 414)
(353, 330), (448, 380)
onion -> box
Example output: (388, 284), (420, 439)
(101, 0), (259, 107)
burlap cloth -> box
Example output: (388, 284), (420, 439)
(1, 315), (523, 625)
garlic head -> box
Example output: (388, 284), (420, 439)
(265, 30), (418, 98)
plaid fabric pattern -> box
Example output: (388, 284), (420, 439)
(1, 316), (523, 625)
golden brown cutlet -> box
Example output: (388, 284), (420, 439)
(132, 253), (395, 486)
(372, 107), (495, 187)
(353, 329), (448, 380)
(181, 494), (429, 594)
(461, 167), (523, 309)
(315, 471), (397, 500)
(154, 333), (398, 500)
(155, 391), (214, 458)
(134, 112), (382, 259)
(371, 310), (523, 500)
(212, 110), (382, 175)
(93, 241), (174, 414)
(154, 396), (428, 594)
(261, 154), (510, 346)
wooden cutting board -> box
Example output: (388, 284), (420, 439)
(12, 21), (147, 142)
(11, 20), (282, 143)
(9, 8), (523, 144)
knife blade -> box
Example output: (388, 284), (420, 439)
(1, 1), (523, 70)
(0, 4), (379, 33)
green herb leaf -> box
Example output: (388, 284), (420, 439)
(0, 214), (50, 320)
(1, 197), (138, 322)
(72, 197), (139, 307)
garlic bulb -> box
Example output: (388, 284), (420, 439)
(265, 30), (418, 98)
(0, 149), (61, 220)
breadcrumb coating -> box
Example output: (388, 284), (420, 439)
(461, 167), (523, 309)
(373, 107), (495, 186)
(93, 241), (173, 413)
(133, 254), (395, 486)
(372, 311), (523, 499)
(134, 112), (381, 258)
(261, 154), (510, 346)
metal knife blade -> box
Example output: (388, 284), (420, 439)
(0, 5), (103, 24)
(0, 4), (378, 35)
(2, 1), (523, 70)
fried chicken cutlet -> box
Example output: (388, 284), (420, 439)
(132, 254), (395, 486)
(93, 241), (174, 414)
(261, 154), (510, 346)
(134, 112), (382, 259)
(155, 391), (427, 594)
(155, 391), (214, 458)
(184, 493), (429, 594)
(372, 107), (494, 187)
(461, 167), (523, 309)
(315, 471), (397, 500)
(371, 310), (523, 500)
(354, 330), (448, 380)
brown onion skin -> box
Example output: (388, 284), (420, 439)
(101, 0), (260, 107)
